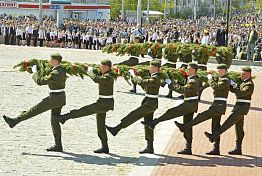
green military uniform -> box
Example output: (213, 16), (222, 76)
(54, 59), (114, 154)
(3, 53), (67, 152)
(205, 67), (254, 155)
(177, 64), (230, 155)
(106, 60), (161, 154)
(143, 62), (199, 154)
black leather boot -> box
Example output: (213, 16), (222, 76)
(165, 89), (173, 98)
(129, 84), (137, 93)
(204, 132), (216, 143)
(174, 121), (186, 133)
(94, 142), (109, 154)
(106, 124), (122, 136)
(139, 141), (154, 154)
(141, 119), (158, 130)
(47, 135), (63, 152)
(228, 142), (242, 155)
(3, 115), (21, 128)
(177, 143), (192, 155)
(52, 113), (70, 124)
(206, 142), (220, 155)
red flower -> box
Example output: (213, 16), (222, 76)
(113, 45), (117, 52)
(179, 68), (188, 78)
(23, 60), (29, 69)
(210, 48), (217, 56)
(113, 66), (120, 75)
(131, 67), (140, 77)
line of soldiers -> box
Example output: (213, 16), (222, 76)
(3, 54), (254, 156)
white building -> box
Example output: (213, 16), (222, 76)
(0, 0), (110, 20)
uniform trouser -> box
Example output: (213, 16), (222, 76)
(184, 108), (222, 145)
(18, 94), (65, 146)
(27, 34), (32, 46)
(213, 111), (245, 143)
(247, 43), (255, 61)
(157, 103), (196, 144)
(120, 104), (156, 142)
(68, 102), (110, 143)
(4, 35), (9, 45)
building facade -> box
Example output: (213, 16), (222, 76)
(0, 0), (110, 20)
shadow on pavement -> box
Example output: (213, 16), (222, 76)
(154, 153), (262, 167)
(21, 151), (262, 168)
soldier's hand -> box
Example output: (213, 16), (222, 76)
(87, 67), (93, 72)
(128, 69), (135, 77)
(165, 79), (172, 85)
(32, 65), (37, 73)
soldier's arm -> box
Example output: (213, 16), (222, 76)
(87, 72), (111, 84)
(32, 70), (59, 86)
(169, 80), (197, 94)
(133, 76), (157, 87)
(231, 83), (254, 97)
(211, 78), (229, 91)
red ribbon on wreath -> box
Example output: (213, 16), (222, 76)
(131, 67), (140, 77)
(179, 68), (188, 78)
(112, 66), (120, 75)
(23, 60), (29, 69)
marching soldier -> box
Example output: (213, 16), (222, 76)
(3, 53), (67, 152)
(106, 60), (161, 154)
(175, 63), (230, 155)
(205, 67), (254, 155)
(53, 59), (114, 154)
(142, 62), (200, 155)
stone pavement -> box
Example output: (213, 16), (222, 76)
(0, 45), (261, 176)
(151, 75), (262, 176)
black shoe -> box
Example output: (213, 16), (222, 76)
(177, 95), (184, 99)
(129, 89), (137, 93)
(141, 120), (157, 130)
(165, 93), (173, 98)
(139, 147), (154, 154)
(174, 121), (185, 132)
(52, 114), (68, 124)
(228, 148), (242, 155)
(206, 148), (220, 155)
(46, 145), (63, 152)
(3, 115), (20, 128)
(94, 147), (109, 154)
(204, 132), (215, 143)
(177, 148), (192, 155)
(105, 125), (120, 136)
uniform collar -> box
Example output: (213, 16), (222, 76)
(243, 78), (251, 82)
(151, 72), (159, 77)
(188, 74), (195, 79)
(52, 65), (61, 71)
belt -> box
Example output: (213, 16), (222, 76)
(50, 89), (65, 93)
(214, 97), (227, 101)
(237, 99), (251, 103)
(99, 95), (113, 99)
(184, 96), (198, 101)
(145, 94), (158, 98)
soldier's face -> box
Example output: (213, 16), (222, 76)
(187, 66), (195, 76)
(217, 69), (227, 76)
(49, 59), (59, 67)
(149, 65), (159, 74)
(100, 64), (110, 74)
(241, 71), (250, 80)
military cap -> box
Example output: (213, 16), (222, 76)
(101, 59), (112, 67)
(50, 53), (62, 62)
(150, 60), (161, 67)
(242, 66), (252, 73)
(188, 62), (198, 70)
(217, 63), (228, 70)
(134, 35), (141, 39)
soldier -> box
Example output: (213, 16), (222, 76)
(3, 53), (67, 152)
(106, 60), (161, 154)
(205, 67), (254, 155)
(142, 62), (200, 155)
(175, 63), (230, 155)
(53, 59), (114, 154)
